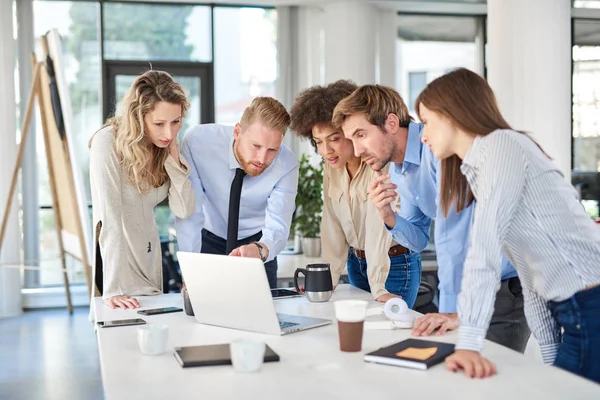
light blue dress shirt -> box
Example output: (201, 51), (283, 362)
(175, 124), (299, 262)
(387, 122), (518, 312)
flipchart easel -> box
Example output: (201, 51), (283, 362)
(0, 33), (93, 314)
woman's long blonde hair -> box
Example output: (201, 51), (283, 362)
(104, 70), (189, 194)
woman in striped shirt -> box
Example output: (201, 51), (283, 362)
(416, 68), (600, 383)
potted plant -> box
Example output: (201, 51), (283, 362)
(292, 154), (324, 257)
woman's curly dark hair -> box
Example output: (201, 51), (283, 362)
(290, 80), (358, 150)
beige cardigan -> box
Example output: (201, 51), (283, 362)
(320, 162), (398, 299)
(89, 127), (195, 299)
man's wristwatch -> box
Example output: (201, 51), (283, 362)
(253, 242), (268, 262)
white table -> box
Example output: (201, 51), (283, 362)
(94, 285), (600, 400)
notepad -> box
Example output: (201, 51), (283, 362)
(396, 346), (438, 360)
(364, 339), (455, 370)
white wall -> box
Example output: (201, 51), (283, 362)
(279, 3), (398, 159)
(323, 2), (377, 85)
(488, 0), (572, 178)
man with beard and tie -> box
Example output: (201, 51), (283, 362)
(176, 97), (298, 292)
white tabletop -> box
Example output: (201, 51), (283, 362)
(94, 285), (600, 400)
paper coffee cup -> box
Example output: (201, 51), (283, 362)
(334, 300), (367, 352)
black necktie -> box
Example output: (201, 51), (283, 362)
(226, 168), (246, 254)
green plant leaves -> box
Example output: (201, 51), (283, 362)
(291, 154), (324, 238)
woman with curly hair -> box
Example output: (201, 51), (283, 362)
(90, 70), (195, 309)
(290, 81), (421, 305)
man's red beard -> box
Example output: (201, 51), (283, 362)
(235, 145), (269, 177)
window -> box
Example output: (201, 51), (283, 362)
(102, 2), (212, 62)
(33, 0), (101, 286)
(408, 71), (427, 110)
(28, 2), (278, 287)
(214, 7), (277, 125)
(572, 18), (600, 217)
(397, 14), (484, 115)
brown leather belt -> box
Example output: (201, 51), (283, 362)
(351, 244), (409, 260)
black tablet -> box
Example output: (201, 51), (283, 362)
(271, 288), (303, 299)
(174, 343), (280, 368)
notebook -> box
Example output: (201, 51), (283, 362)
(364, 339), (455, 370)
(174, 343), (280, 368)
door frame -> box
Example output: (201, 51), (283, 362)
(103, 60), (214, 123)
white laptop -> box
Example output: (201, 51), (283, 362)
(177, 252), (331, 335)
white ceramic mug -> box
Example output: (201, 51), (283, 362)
(230, 338), (266, 373)
(137, 324), (169, 355)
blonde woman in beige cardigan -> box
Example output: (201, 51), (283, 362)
(90, 71), (195, 309)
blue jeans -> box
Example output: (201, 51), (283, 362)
(548, 284), (600, 384)
(346, 249), (422, 308)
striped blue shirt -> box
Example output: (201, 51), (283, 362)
(388, 122), (517, 312)
(456, 129), (600, 363)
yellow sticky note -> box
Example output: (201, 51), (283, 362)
(396, 347), (438, 361)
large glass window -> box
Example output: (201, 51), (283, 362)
(572, 18), (600, 217)
(33, 0), (101, 286)
(214, 7), (277, 125)
(397, 15), (484, 113)
(28, 2), (278, 288)
(102, 2), (211, 62)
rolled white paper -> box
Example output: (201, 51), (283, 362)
(383, 297), (410, 320)
(364, 298), (415, 330)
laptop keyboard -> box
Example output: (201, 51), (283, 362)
(279, 320), (300, 329)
